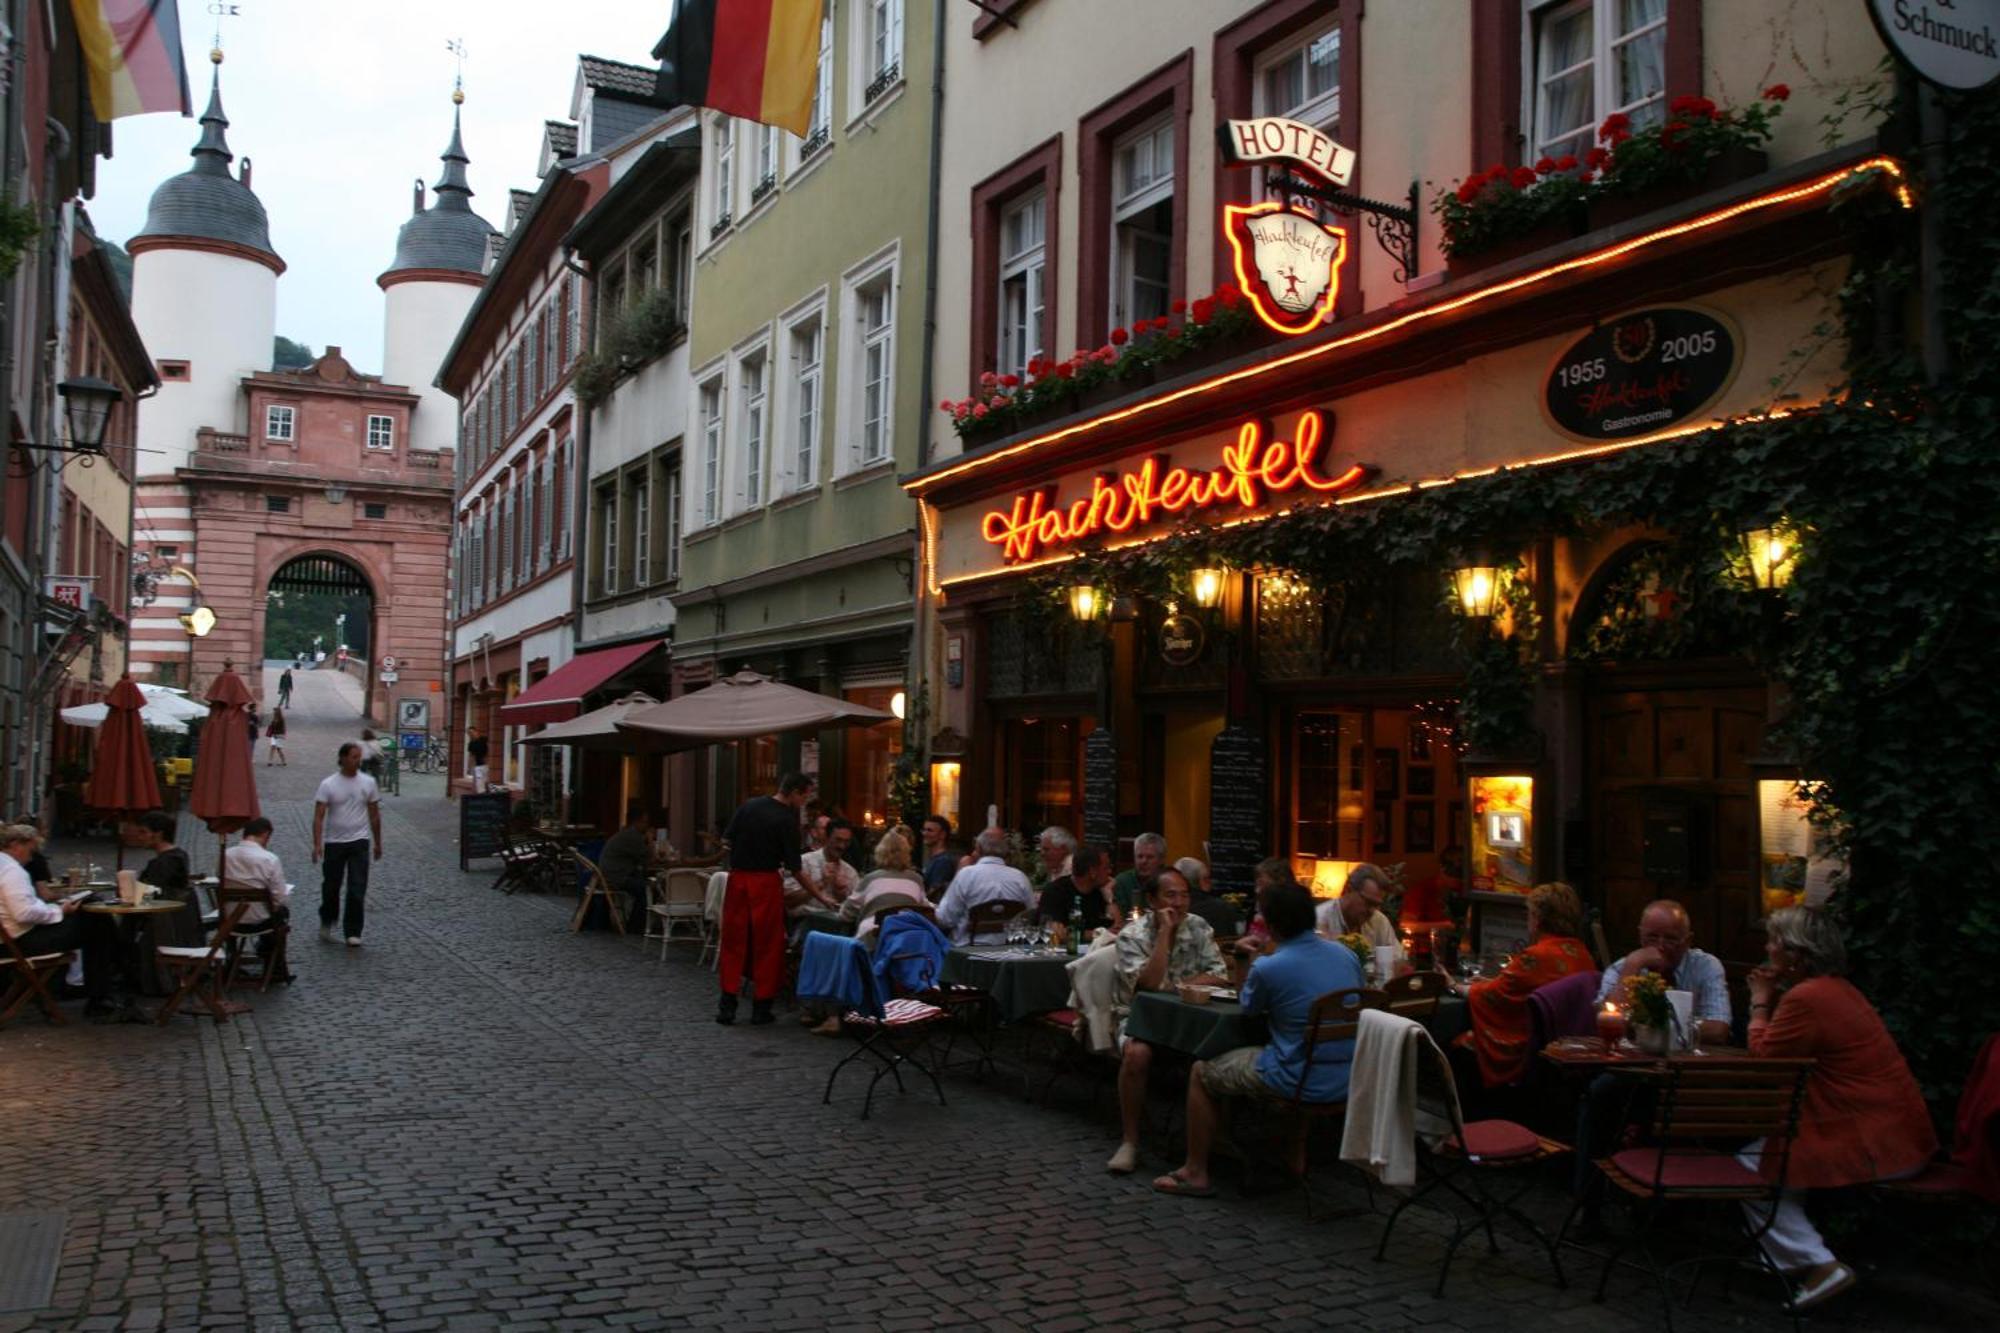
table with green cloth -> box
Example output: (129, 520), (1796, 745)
(795, 909), (854, 939)
(941, 947), (1073, 1023)
(1125, 991), (1470, 1059)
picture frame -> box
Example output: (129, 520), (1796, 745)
(1406, 803), (1435, 853)
(1372, 797), (1394, 854)
(1373, 747), (1400, 799)
(1407, 765), (1435, 797)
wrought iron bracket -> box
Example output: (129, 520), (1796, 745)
(1268, 172), (1422, 286)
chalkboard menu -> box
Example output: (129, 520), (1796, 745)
(1542, 305), (1741, 443)
(1082, 730), (1118, 853)
(1208, 725), (1268, 895)
(459, 790), (513, 870)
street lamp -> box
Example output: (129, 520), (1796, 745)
(15, 376), (123, 459)
(1452, 562), (1501, 619)
(1189, 564), (1229, 610)
(1738, 519), (1798, 592)
(173, 566), (216, 637)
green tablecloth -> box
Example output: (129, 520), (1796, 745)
(795, 910), (854, 939)
(941, 947), (1073, 1023)
(1125, 991), (1472, 1060)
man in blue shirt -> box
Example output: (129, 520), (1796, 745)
(1152, 878), (1364, 1197)
(1595, 899), (1731, 1046)
(918, 814), (959, 902)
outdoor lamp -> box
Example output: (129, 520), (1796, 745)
(1067, 583), (1104, 622)
(58, 376), (120, 455)
(1189, 564), (1229, 610)
(1452, 563), (1501, 619)
(180, 604), (217, 637)
(890, 690), (907, 720)
(1739, 520), (1797, 591)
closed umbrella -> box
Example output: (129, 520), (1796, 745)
(616, 671), (894, 747)
(189, 665), (262, 859)
(84, 675), (163, 869)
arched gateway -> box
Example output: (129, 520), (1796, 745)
(264, 553), (378, 718)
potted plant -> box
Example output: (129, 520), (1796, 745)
(1434, 159), (1592, 274)
(1586, 85), (1790, 229)
(1622, 968), (1673, 1055)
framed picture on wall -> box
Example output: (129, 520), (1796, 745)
(1372, 797), (1394, 854)
(1373, 748), (1400, 799)
(1408, 765), (1435, 797)
(1407, 803), (1436, 853)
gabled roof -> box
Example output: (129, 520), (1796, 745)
(576, 54), (674, 105)
(544, 120), (579, 157)
(508, 189), (537, 232)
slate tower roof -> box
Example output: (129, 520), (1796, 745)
(133, 64), (280, 263)
(383, 99), (500, 278)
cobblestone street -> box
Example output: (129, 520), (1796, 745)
(0, 669), (1984, 1332)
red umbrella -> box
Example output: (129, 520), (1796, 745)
(189, 665), (261, 847)
(84, 675), (163, 869)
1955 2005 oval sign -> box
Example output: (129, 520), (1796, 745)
(1542, 305), (1743, 444)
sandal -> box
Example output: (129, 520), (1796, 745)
(1150, 1172), (1217, 1199)
(1788, 1262), (1857, 1311)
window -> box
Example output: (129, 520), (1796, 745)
(565, 276), (581, 367)
(1255, 24), (1341, 130)
(998, 191), (1046, 380)
(364, 502), (388, 520)
(499, 489), (514, 591)
(265, 405), (294, 442)
(752, 126), (778, 203)
(866, 0), (904, 99)
(266, 495), (290, 514)
(1530, 0), (1667, 161)
(662, 456), (683, 582)
(159, 360), (189, 381)
(787, 314), (823, 491)
(804, 7), (834, 152)
(1110, 116), (1174, 329)
(858, 278), (893, 466)
(739, 352), (768, 509)
(632, 237), (657, 296)
(598, 483), (619, 597)
(667, 212), (694, 319)
(518, 467), (536, 582)
(555, 437), (572, 559)
(699, 380), (724, 525)
(366, 414), (395, 451)
(711, 119), (735, 235)
(545, 303), (560, 388)
(630, 470), (651, 589)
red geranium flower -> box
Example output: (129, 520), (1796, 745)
(1171, 298), (1188, 314)
(938, 398), (953, 412)
(979, 370), (997, 387)
(1217, 282), (1241, 307)
(972, 402), (989, 419)
(1763, 83), (1790, 101)
(1055, 361), (1075, 380)
(1110, 327), (1129, 346)
(1509, 166), (1538, 190)
(1534, 155), (1557, 175)
(1598, 112), (1631, 141)
(1585, 146), (1610, 169)
(1001, 373), (1021, 388)
(1577, 170), (1595, 184)
(1456, 178), (1482, 203)
(1191, 298), (1215, 324)
(1556, 153), (1578, 172)
(1660, 120), (1689, 151)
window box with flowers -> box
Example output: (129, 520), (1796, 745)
(1433, 160), (1591, 275)
(941, 282), (1261, 442)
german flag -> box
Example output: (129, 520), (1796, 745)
(70, 0), (192, 121)
(653, 0), (825, 137)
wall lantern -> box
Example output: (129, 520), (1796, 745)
(1189, 565), (1229, 610)
(1067, 583), (1104, 622)
(179, 604), (217, 638)
(890, 689), (907, 720)
(15, 376), (122, 459)
(1739, 519), (1797, 591)
(1452, 563), (1501, 619)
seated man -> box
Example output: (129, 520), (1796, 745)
(1037, 826), (1076, 885)
(918, 814), (958, 902)
(599, 802), (668, 933)
(0, 822), (119, 1017)
(786, 818), (858, 936)
(1596, 898), (1731, 1045)
(1153, 878), (1367, 1196)
(935, 827), (1035, 945)
(1176, 856), (1243, 936)
(1111, 832), (1167, 921)
(1106, 869), (1230, 1174)
(1335, 862), (1403, 962)
(1035, 843), (1115, 935)
(222, 817), (293, 974)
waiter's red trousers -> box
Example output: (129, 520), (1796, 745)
(718, 870), (784, 1001)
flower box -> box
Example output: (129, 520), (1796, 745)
(1446, 215), (1584, 279)
(1587, 147), (1769, 231)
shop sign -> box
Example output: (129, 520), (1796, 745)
(1217, 115), (1355, 336)
(1218, 116), (1356, 183)
(1541, 305), (1742, 444)
(46, 576), (92, 610)
(980, 409), (1374, 563)
(1868, 0), (2000, 91)
(1158, 612), (1205, 667)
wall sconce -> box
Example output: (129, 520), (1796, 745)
(16, 376), (122, 462)
(1738, 519), (1797, 591)
(180, 604), (217, 638)
(1189, 565), (1229, 610)
(890, 689), (907, 720)
(1067, 583), (1104, 622)
(1452, 563), (1501, 619)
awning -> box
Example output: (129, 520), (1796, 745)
(499, 639), (665, 727)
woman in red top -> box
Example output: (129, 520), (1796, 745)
(1742, 906), (1937, 1310)
(1458, 881), (1596, 1086)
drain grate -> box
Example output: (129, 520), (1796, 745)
(0, 1213), (65, 1313)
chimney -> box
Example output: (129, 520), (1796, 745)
(239, 156), (253, 188)
(413, 177), (426, 215)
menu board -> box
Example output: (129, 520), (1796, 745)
(459, 790), (513, 870)
(1758, 779), (1847, 913)
(1208, 725), (1268, 895)
(1082, 730), (1118, 853)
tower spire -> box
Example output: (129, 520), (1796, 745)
(433, 100), (474, 212)
(190, 53), (234, 177)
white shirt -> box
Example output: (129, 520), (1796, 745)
(788, 849), (859, 916)
(935, 855), (1035, 944)
(0, 852), (60, 937)
(1313, 902), (1406, 964)
(222, 840), (291, 927)
(315, 770), (380, 844)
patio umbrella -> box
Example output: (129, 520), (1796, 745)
(518, 692), (670, 752)
(83, 676), (163, 869)
(617, 671), (895, 748)
(189, 665), (262, 875)
(59, 698), (200, 731)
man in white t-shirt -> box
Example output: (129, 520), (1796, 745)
(312, 741), (382, 947)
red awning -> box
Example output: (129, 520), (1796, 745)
(498, 639), (664, 727)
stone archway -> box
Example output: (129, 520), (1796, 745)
(264, 552), (378, 719)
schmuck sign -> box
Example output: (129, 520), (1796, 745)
(1541, 306), (1742, 444)
(1867, 0), (2000, 91)
(1216, 115), (1357, 335)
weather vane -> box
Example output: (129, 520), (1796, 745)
(447, 37), (468, 103)
(208, 2), (241, 61)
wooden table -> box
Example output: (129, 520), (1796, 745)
(1539, 1036), (1752, 1071)
(1128, 990), (1473, 1060)
(83, 898), (196, 1001)
(81, 899), (187, 917)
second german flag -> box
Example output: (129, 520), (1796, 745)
(653, 0), (825, 138)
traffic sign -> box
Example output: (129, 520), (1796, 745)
(380, 654), (397, 671)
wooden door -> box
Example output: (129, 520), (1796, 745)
(1588, 683), (1766, 965)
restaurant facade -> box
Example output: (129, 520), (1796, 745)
(908, 0), (1898, 964)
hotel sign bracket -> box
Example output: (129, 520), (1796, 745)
(1267, 171), (1420, 286)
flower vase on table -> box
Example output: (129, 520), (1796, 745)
(1629, 1023), (1673, 1056)
(1621, 969), (1673, 1055)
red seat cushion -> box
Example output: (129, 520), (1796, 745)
(1447, 1119), (1543, 1162)
(1036, 1008), (1080, 1031)
(1881, 1161), (1972, 1195)
(1608, 1146), (1764, 1192)
(843, 997), (945, 1028)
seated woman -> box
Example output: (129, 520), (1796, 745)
(1740, 906), (1937, 1311)
(843, 828), (927, 939)
(1456, 881), (1594, 1087)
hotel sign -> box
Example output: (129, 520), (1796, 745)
(1218, 116), (1355, 336)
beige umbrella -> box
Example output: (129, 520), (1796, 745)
(517, 692), (670, 752)
(616, 671), (894, 748)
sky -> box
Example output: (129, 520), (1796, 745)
(86, 1), (678, 374)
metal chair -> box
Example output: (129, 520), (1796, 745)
(964, 897), (1026, 944)
(649, 868), (711, 960)
(807, 933), (948, 1120)
(1259, 986), (1386, 1216)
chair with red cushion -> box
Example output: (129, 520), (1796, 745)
(1575, 1057), (1815, 1332)
(810, 932), (948, 1120)
(1373, 1029), (1571, 1296)
(1874, 1032), (1999, 1204)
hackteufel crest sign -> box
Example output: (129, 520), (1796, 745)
(1217, 116), (1355, 336)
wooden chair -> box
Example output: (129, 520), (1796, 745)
(494, 830), (559, 895)
(964, 897), (1026, 944)
(1254, 986), (1386, 1216)
(1569, 1057), (1814, 1332)
(868, 899), (932, 932)
(1381, 969), (1451, 1019)
(1873, 1032), (1997, 1204)
(1374, 1025), (1571, 1296)
(221, 882), (292, 993)
(649, 868), (710, 960)
(157, 893), (253, 1024)
(1, 919), (71, 1028)
(566, 850), (627, 935)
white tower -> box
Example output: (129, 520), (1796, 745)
(128, 57), (282, 471)
(380, 93), (496, 453)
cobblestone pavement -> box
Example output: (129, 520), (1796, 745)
(2, 667), (1991, 1331)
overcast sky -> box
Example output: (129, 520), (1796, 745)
(86, 1), (676, 374)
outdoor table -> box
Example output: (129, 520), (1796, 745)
(941, 946), (1073, 1024)
(1539, 1036), (1752, 1072)
(81, 899), (187, 918)
(794, 909), (854, 939)
(83, 898), (192, 998)
(1127, 990), (1474, 1060)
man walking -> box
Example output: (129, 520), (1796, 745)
(716, 773), (812, 1026)
(467, 726), (489, 792)
(277, 667), (294, 708)
(312, 741), (382, 947)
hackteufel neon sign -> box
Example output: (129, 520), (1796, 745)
(980, 410), (1373, 563)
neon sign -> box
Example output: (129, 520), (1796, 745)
(980, 410), (1373, 563)
(1224, 202), (1348, 335)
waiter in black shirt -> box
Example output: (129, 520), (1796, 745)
(716, 772), (813, 1025)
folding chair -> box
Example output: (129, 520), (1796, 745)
(813, 933), (949, 1119)
(649, 868), (710, 960)
(1381, 970), (1451, 1020)
(701, 870), (728, 970)
(1, 920), (71, 1028)
(1256, 986), (1386, 1217)
(1570, 1057), (1814, 1332)
(964, 898), (1026, 945)
(494, 831), (557, 894)
(1374, 1026), (1571, 1295)
(221, 882), (292, 993)
(156, 894), (252, 1024)
(566, 850), (627, 935)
